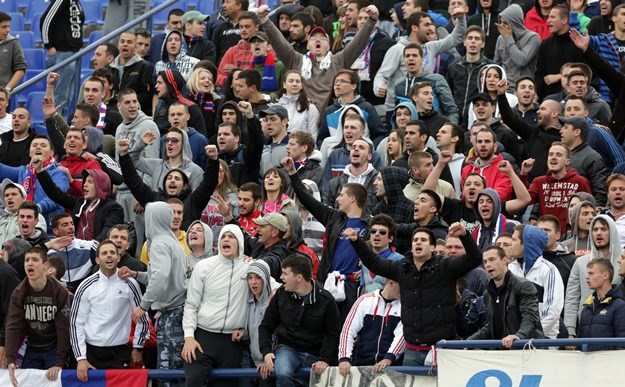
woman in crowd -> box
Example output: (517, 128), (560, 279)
(261, 168), (296, 215)
(275, 70), (320, 139)
(187, 67), (221, 140)
(386, 128), (405, 166)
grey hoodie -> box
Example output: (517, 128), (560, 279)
(154, 30), (200, 80)
(562, 200), (595, 257)
(186, 220), (214, 268)
(129, 127), (204, 191)
(246, 260), (272, 366)
(494, 4), (541, 90)
(0, 35), (27, 88)
(564, 215), (623, 335)
(137, 202), (190, 311)
(114, 111), (160, 190)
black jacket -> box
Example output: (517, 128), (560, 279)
(0, 128), (38, 167)
(489, 117), (523, 164)
(468, 271), (545, 340)
(542, 248), (577, 290)
(498, 93), (560, 180)
(351, 233), (482, 344)
(41, 0), (84, 52)
(0, 260), (19, 346)
(219, 115), (264, 187)
(290, 173), (369, 283)
(184, 35), (216, 64)
(535, 31), (585, 99)
(417, 109), (449, 138)
(119, 154), (219, 231)
(211, 20), (241, 64)
(37, 171), (124, 242)
(396, 214), (449, 252)
(256, 241), (292, 283)
(114, 57), (155, 116)
(359, 29), (396, 107)
(446, 55), (494, 123)
(259, 280), (340, 364)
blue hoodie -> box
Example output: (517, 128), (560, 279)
(390, 101), (419, 129)
(521, 225), (549, 276)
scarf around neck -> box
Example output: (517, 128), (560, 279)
(301, 52), (332, 80)
(23, 157), (55, 201)
(256, 52), (277, 92)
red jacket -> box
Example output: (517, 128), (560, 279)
(60, 155), (102, 197)
(461, 153), (513, 201)
(527, 169), (592, 235)
(524, 7), (551, 40)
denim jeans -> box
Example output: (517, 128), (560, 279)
(403, 348), (429, 366)
(45, 51), (77, 119)
(274, 345), (320, 387)
(22, 345), (57, 370)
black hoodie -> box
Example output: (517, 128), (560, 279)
(154, 69), (207, 137)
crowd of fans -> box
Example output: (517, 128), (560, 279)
(2, 0), (625, 385)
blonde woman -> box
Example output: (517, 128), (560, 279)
(187, 67), (221, 139)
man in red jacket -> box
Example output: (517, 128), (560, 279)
(60, 128), (102, 197)
(521, 141), (592, 235)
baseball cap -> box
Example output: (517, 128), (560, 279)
(472, 93), (494, 104)
(559, 116), (590, 141)
(182, 10), (210, 26)
(259, 104), (289, 120)
(248, 31), (268, 43)
(254, 213), (288, 232)
(0, 178), (26, 198)
(308, 26), (329, 39)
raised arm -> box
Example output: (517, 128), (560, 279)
(423, 150), (452, 206)
(283, 157), (335, 225)
(499, 160), (531, 215)
(34, 167), (78, 211)
(118, 142), (159, 207)
(445, 223), (482, 279)
(496, 81), (534, 141)
(346, 230), (400, 281)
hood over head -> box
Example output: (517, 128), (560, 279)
(569, 200), (596, 237)
(336, 104), (369, 142)
(145, 201), (175, 241)
(379, 166), (409, 202)
(569, 192), (597, 208)
(161, 30), (190, 62)
(499, 4), (529, 38)
(521, 225), (549, 275)
(217, 100), (244, 127)
(162, 127), (194, 166)
(161, 168), (191, 197)
(391, 101), (419, 129)
(82, 169), (111, 200)
(474, 188), (502, 225)
(247, 259), (272, 304)
(218, 224), (245, 260)
(159, 69), (195, 106)
(186, 220), (214, 258)
(478, 64), (507, 93)
(281, 210), (302, 245)
(589, 215), (622, 263)
(83, 126), (104, 154)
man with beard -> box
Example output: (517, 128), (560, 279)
(461, 128), (513, 201)
(603, 174), (625, 248)
(470, 93), (521, 163)
(289, 12), (314, 54)
(220, 183), (263, 237)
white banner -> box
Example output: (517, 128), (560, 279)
(438, 348), (625, 386)
(0, 369), (62, 387)
(310, 367), (437, 387)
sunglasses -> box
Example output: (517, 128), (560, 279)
(370, 228), (388, 236)
(165, 137), (181, 143)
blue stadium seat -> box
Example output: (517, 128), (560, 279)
(7, 12), (24, 31)
(16, 69), (46, 105)
(82, 50), (95, 70)
(195, 0), (219, 15)
(25, 92), (46, 125)
(152, 0), (189, 27)
(24, 0), (50, 27)
(87, 30), (104, 46)
(12, 31), (35, 49)
(0, 0), (19, 13)
(31, 13), (43, 45)
(82, 0), (104, 24)
(22, 48), (45, 69)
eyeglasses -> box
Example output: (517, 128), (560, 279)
(165, 137), (181, 143)
(334, 79), (352, 85)
(370, 228), (388, 236)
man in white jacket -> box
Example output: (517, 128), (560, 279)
(508, 224), (564, 339)
(181, 225), (249, 387)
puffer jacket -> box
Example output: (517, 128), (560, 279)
(578, 285), (625, 350)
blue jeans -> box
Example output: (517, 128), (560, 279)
(403, 348), (429, 366)
(22, 346), (57, 369)
(274, 345), (320, 387)
(45, 51), (77, 119)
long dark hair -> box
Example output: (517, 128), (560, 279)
(223, 68), (241, 102)
(274, 70), (310, 113)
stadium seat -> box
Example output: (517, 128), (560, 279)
(87, 30), (104, 46)
(31, 13), (43, 45)
(82, 50), (95, 70)
(24, 0), (50, 27)
(82, 0), (104, 25)
(25, 92), (46, 125)
(16, 69), (46, 105)
(152, 0), (188, 27)
(12, 31), (35, 49)
(0, 0), (19, 13)
(22, 48), (45, 70)
(7, 12), (24, 31)
(195, 0), (219, 15)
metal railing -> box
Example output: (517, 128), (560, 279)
(437, 337), (625, 352)
(10, 0), (182, 109)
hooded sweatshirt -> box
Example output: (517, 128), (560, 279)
(0, 34), (27, 88)
(562, 200), (595, 257)
(155, 30), (200, 80)
(246, 260), (272, 366)
(281, 211), (320, 280)
(76, 169), (110, 241)
(109, 53), (155, 116)
(466, 64), (518, 130)
(82, 126), (123, 186)
(319, 104), (373, 166)
(564, 215), (623, 336)
(495, 5), (541, 90)
(508, 225), (564, 339)
(471, 188), (516, 251)
(461, 153), (513, 201)
(130, 128), (205, 192)
(136, 202), (190, 311)
(186, 220), (214, 268)
(153, 69), (207, 137)
(182, 225), (249, 337)
(529, 169), (592, 235)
